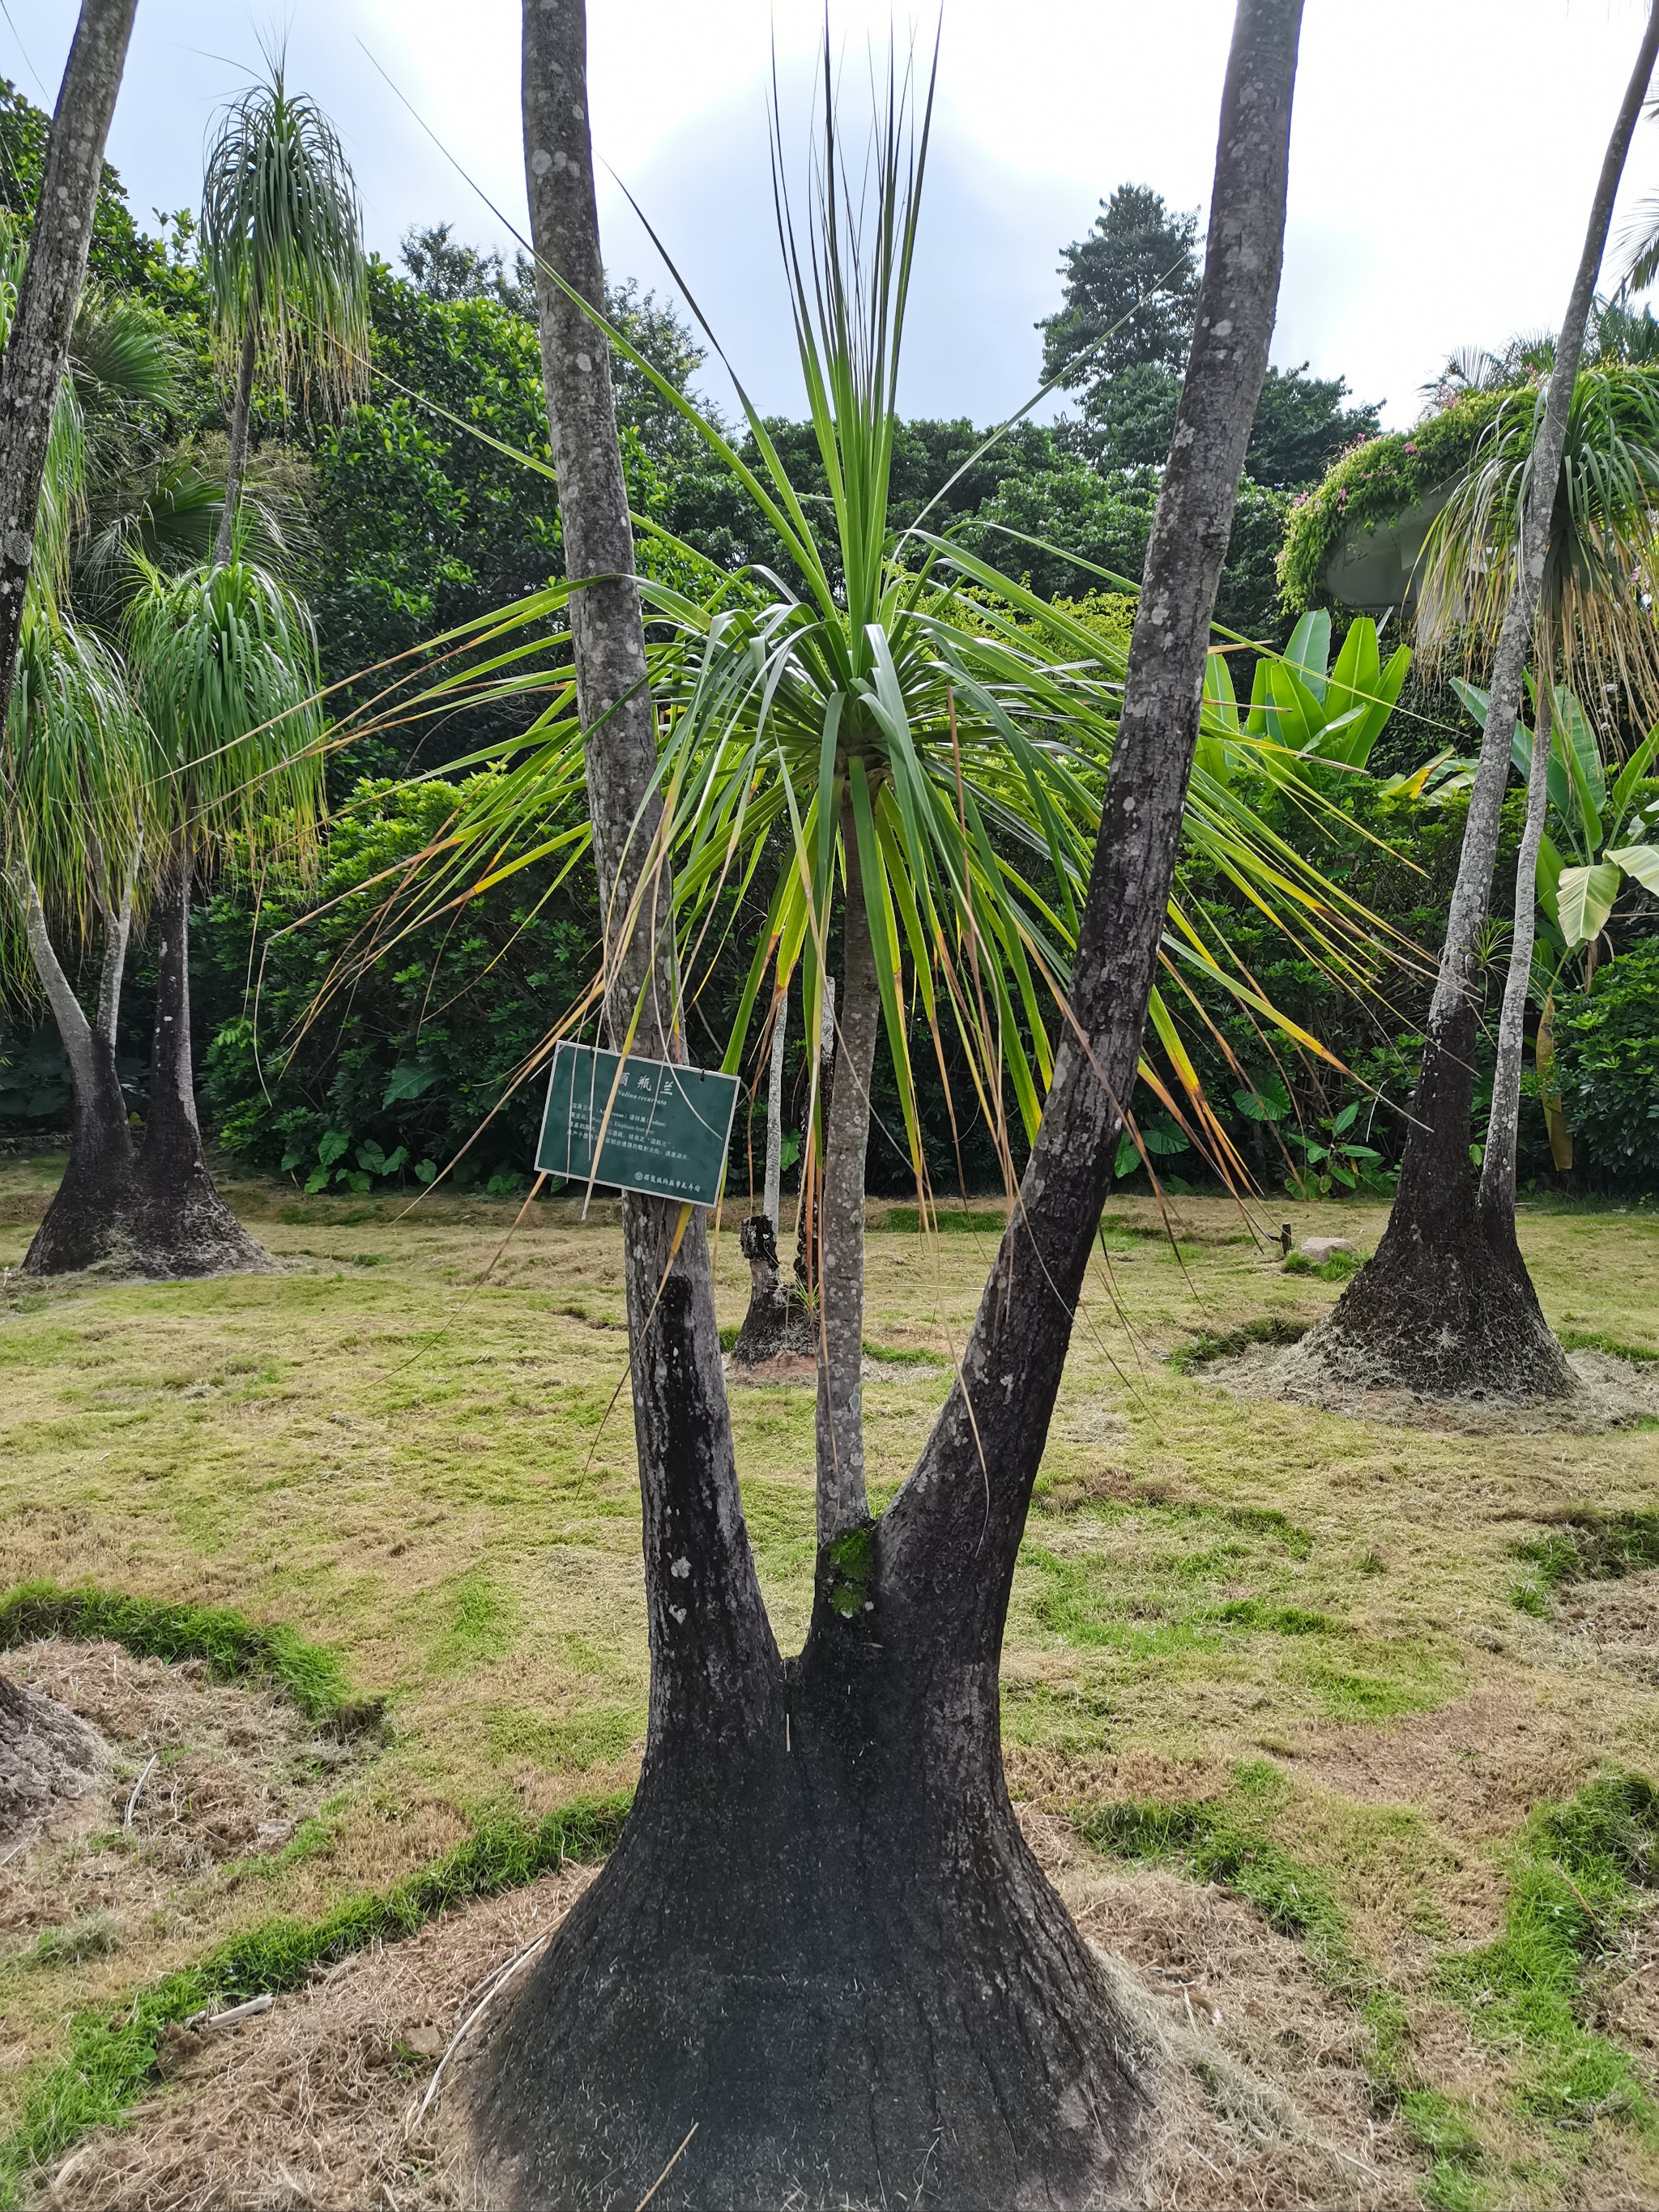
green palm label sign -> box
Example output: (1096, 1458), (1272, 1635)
(535, 1042), (740, 1209)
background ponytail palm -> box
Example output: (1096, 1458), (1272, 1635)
(1414, 358), (1659, 1230)
(199, 58), (367, 566)
(122, 552), (326, 1272)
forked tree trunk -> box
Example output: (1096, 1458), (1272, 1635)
(1478, 665), (1555, 1256)
(813, 803), (881, 1542)
(19, 877), (138, 1274)
(0, 0), (137, 731)
(1297, 2), (1659, 1399)
(130, 840), (269, 1276)
(463, 4), (1303, 2206)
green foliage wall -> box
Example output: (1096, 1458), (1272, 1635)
(1277, 390), (1508, 612)
(1555, 940), (1659, 1191)
(199, 779), (599, 1192)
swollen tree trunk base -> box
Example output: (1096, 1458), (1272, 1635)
(132, 844), (271, 1280)
(1284, 1191), (1577, 1402)
(461, 1605), (1154, 2212)
(22, 1080), (139, 1277)
(127, 1164), (271, 1281)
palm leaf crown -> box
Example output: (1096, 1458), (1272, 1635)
(200, 59), (369, 411)
(317, 42), (1416, 1202)
(1418, 361), (1659, 722)
(125, 557), (326, 871)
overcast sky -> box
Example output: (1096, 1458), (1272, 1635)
(3, 1), (1657, 432)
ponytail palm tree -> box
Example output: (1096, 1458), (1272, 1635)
(322, 43), (1402, 1526)
(1291, 2), (1659, 1403)
(124, 556), (325, 1272)
(199, 60), (367, 566)
(0, 212), (181, 1273)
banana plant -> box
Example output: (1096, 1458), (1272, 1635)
(1454, 673), (1659, 1166)
(1198, 608), (1413, 796)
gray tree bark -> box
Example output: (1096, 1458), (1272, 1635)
(791, 972), (834, 1290)
(1295, 0), (1658, 1397)
(93, 849), (136, 1051)
(1478, 667), (1555, 1241)
(761, 982), (787, 1233)
(0, 0), (137, 734)
(813, 803), (880, 1543)
(515, 0), (778, 1755)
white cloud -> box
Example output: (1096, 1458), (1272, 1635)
(2, 0), (1657, 430)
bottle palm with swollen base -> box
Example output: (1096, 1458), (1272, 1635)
(459, 4), (1306, 2206)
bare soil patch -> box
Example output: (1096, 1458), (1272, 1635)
(1204, 1343), (1659, 1435)
(30, 1823), (1422, 2212)
(1560, 1568), (1659, 1686)
(1273, 1691), (1604, 1848)
(0, 1640), (364, 1955)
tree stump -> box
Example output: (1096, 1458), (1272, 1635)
(730, 1214), (815, 1366)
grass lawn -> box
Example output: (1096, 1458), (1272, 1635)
(2, 1157), (1657, 2208)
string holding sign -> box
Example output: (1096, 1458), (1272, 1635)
(535, 1042), (740, 1212)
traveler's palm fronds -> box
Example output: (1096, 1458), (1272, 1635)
(319, 40), (1410, 1192)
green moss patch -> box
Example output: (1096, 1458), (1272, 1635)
(1556, 1328), (1659, 1364)
(1510, 1511), (1659, 1613)
(1167, 1316), (1307, 1374)
(0, 1580), (373, 1732)
(1437, 1774), (1659, 2133)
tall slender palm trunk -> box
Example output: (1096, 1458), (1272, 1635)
(1478, 663), (1555, 1256)
(19, 878), (136, 1274)
(460, 4), (1303, 2206)
(0, 0), (140, 1276)
(130, 837), (267, 1275)
(762, 983), (787, 1234)
(812, 799), (881, 1543)
(1290, 1), (1659, 1398)
(211, 316), (259, 568)
(0, 0), (137, 708)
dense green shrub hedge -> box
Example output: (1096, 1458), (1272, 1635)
(199, 778), (600, 1193)
(1555, 940), (1659, 1191)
